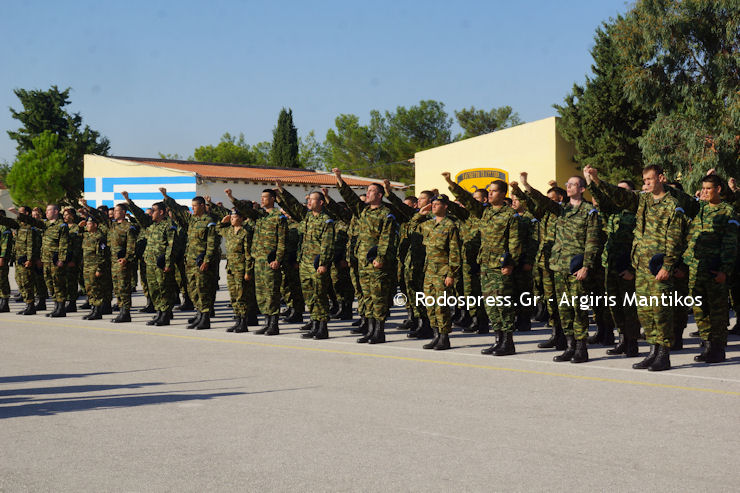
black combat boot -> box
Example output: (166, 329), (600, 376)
(481, 330), (503, 355)
(63, 300), (76, 313)
(195, 311), (211, 330)
(50, 301), (66, 318)
(79, 298), (91, 310)
(111, 303), (119, 312)
(514, 314), (531, 332)
(423, 328), (440, 349)
(227, 317), (242, 332)
(35, 297), (46, 311)
(156, 310), (172, 326)
(338, 302), (353, 320)
(398, 308), (415, 331)
(87, 305), (103, 320)
(538, 325), (559, 349)
(0, 298), (9, 312)
(265, 314), (280, 335)
(476, 313), (490, 334)
(302, 320), (319, 338)
(100, 301), (112, 315)
(705, 340), (726, 364)
(187, 312), (202, 329)
(177, 294), (194, 311)
(351, 316), (363, 327)
(671, 326), (683, 351)
(454, 309), (472, 329)
(533, 301), (549, 322)
(147, 311), (163, 326)
(434, 332), (451, 350)
(112, 307), (131, 323)
(281, 307), (294, 322)
(607, 334), (627, 355)
(494, 331), (516, 356)
(571, 338), (589, 363)
(368, 319), (386, 344)
(139, 297), (156, 313)
(82, 306), (95, 320)
(285, 307), (303, 323)
(352, 316), (369, 335)
(553, 335), (576, 362)
(414, 317), (433, 339)
(299, 319), (313, 331)
(632, 344), (659, 369)
(357, 319), (375, 343)
(463, 315), (479, 333)
(254, 315), (270, 334)
(648, 345), (671, 371)
(234, 317), (249, 333)
(314, 320), (329, 340)
(45, 301), (58, 317)
(20, 303), (36, 315)
(587, 326), (605, 345)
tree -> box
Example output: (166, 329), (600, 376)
(7, 86), (110, 202)
(612, 0), (740, 189)
(299, 130), (327, 170)
(193, 132), (257, 165)
(454, 105), (523, 140)
(554, 19), (655, 184)
(324, 113), (384, 179)
(270, 108), (299, 168)
(6, 132), (68, 206)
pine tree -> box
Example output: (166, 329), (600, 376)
(270, 108), (299, 168)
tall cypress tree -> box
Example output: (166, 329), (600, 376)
(270, 108), (299, 168)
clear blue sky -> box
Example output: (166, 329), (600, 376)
(0, 0), (631, 164)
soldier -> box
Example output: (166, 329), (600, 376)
(172, 205), (194, 312)
(122, 191), (178, 326)
(226, 188), (287, 336)
(444, 172), (521, 356)
(407, 195), (461, 350)
(454, 189), (488, 334)
(587, 179), (640, 357)
(510, 196), (538, 332)
(514, 172), (601, 364)
(80, 199), (138, 323)
(1, 207), (42, 315)
(161, 189), (219, 330)
(276, 181), (336, 339)
(78, 216), (111, 320)
(16, 204), (69, 317)
(334, 168), (398, 344)
(217, 207), (254, 333)
(63, 207), (83, 313)
(30, 207), (49, 309)
(683, 174), (738, 363)
(321, 190), (354, 321)
(280, 213), (305, 324)
(584, 164), (686, 371)
(0, 210), (12, 312)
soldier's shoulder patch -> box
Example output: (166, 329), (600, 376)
(207, 222), (217, 227)
(60, 223), (68, 228)
(170, 225), (178, 230)
(530, 217), (539, 223)
(728, 219), (740, 227)
(588, 208), (598, 215)
(675, 206), (685, 214)
(387, 213), (396, 220)
(325, 218), (334, 224)
(129, 225), (137, 231)
(513, 212), (520, 217)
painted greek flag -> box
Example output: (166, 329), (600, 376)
(84, 176), (197, 209)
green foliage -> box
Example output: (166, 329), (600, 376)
(6, 132), (68, 207)
(193, 132), (259, 165)
(298, 130), (326, 170)
(454, 105), (522, 140)
(270, 108), (299, 168)
(7, 85), (110, 202)
(612, 0), (740, 190)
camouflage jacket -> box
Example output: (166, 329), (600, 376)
(683, 200), (739, 278)
(512, 186), (558, 269)
(234, 200), (287, 264)
(218, 224), (254, 274)
(591, 180), (685, 274)
(164, 195), (219, 265)
(408, 213), (461, 280)
(16, 214), (69, 264)
(0, 217), (41, 262)
(277, 188), (336, 269)
(0, 223), (12, 260)
(86, 207), (138, 264)
(127, 200), (177, 268)
(81, 228), (110, 274)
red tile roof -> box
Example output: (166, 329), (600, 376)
(110, 156), (403, 187)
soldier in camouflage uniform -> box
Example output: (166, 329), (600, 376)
(1, 208), (42, 315)
(227, 188), (287, 336)
(511, 197), (538, 332)
(62, 207), (83, 313)
(683, 174), (738, 363)
(0, 210), (13, 312)
(78, 216), (111, 320)
(321, 191), (354, 321)
(516, 172), (601, 364)
(407, 195), (461, 350)
(161, 189), (219, 330)
(585, 164), (686, 371)
(17, 204), (69, 317)
(277, 182), (336, 339)
(81, 199), (138, 323)
(588, 180), (641, 357)
(280, 215), (304, 324)
(444, 172), (521, 356)
(29, 207), (49, 309)
(171, 205), (194, 312)
(334, 168), (398, 344)
(123, 192), (178, 326)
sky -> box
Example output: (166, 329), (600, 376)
(0, 0), (632, 164)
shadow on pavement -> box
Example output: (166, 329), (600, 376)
(0, 368), (169, 384)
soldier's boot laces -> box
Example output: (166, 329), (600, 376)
(265, 315), (280, 336)
(648, 345), (671, 371)
(314, 320), (329, 340)
(481, 330), (504, 355)
(571, 338), (589, 363)
(494, 331), (516, 356)
(357, 319), (376, 343)
(423, 327), (440, 349)
(553, 335), (576, 362)
(368, 319), (386, 344)
(633, 344), (659, 369)
(434, 332), (451, 351)
(195, 311), (211, 330)
(156, 310), (172, 326)
(302, 320), (319, 338)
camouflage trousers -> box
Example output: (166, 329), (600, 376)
(112, 261), (134, 310)
(186, 261), (217, 313)
(635, 268), (674, 347)
(605, 270), (640, 339)
(0, 263), (9, 298)
(423, 265), (452, 334)
(15, 263), (37, 303)
(146, 263), (177, 312)
(281, 262), (304, 314)
(536, 265), (561, 327)
(255, 259), (282, 316)
(513, 267), (534, 322)
(331, 260), (354, 306)
(589, 263), (614, 335)
(673, 270), (690, 335)
(480, 264), (515, 333)
(462, 260), (486, 321)
(349, 255), (365, 317)
(138, 258), (149, 298)
(553, 271), (589, 340)
(66, 263), (80, 301)
(690, 273), (729, 345)
(359, 261), (392, 320)
(44, 262), (66, 302)
(404, 257), (427, 319)
(226, 268), (253, 317)
(300, 263), (330, 322)
(176, 258), (189, 301)
(35, 265), (48, 300)
(84, 267), (106, 306)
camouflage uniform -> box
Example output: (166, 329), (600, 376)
(219, 220), (254, 318)
(277, 188), (336, 323)
(0, 222), (13, 301)
(17, 213), (69, 303)
(329, 217), (354, 315)
(281, 218), (305, 316)
(0, 216), (41, 304)
(513, 210), (538, 329)
(81, 226), (111, 307)
(65, 221), (83, 304)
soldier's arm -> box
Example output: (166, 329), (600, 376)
(337, 179), (364, 217)
(583, 207), (602, 270)
(720, 211), (739, 277)
(592, 180), (639, 214)
(319, 219), (336, 267)
(207, 199), (230, 221)
(204, 222), (218, 265)
(663, 210), (687, 274)
(667, 185), (700, 219)
(232, 198), (260, 221)
(125, 224), (138, 263)
(58, 223), (70, 264)
(161, 192), (189, 229)
(276, 215), (287, 264)
(408, 211), (432, 229)
(0, 228), (10, 258)
(125, 198), (153, 228)
(165, 222), (177, 267)
(586, 183), (619, 216)
(383, 186), (415, 222)
(376, 210), (398, 264)
(523, 218), (538, 266)
(446, 181), (485, 218)
(14, 212), (45, 229)
(0, 216), (20, 230)
(244, 229), (254, 272)
(447, 223), (462, 281)
(446, 200), (470, 221)
(275, 186), (308, 222)
(507, 213), (522, 266)
(524, 187), (563, 217)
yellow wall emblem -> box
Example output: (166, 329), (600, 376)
(455, 168), (509, 193)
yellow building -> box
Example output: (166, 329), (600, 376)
(414, 116), (579, 196)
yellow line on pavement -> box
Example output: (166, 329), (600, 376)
(10, 319), (740, 397)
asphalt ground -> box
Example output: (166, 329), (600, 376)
(2, 266), (740, 492)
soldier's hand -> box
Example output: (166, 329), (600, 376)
(221, 215), (230, 223)
(441, 172), (452, 183)
(712, 270), (727, 284)
(204, 195), (211, 204)
(444, 276), (454, 287)
(519, 173), (529, 187)
(707, 168), (716, 176)
(199, 261), (209, 272)
(418, 203), (432, 215)
(121, 191), (129, 200)
(95, 271), (101, 278)
(619, 270), (635, 281)
(575, 266), (588, 281)
(372, 259), (383, 269)
(8, 207), (18, 215)
(78, 220), (86, 228)
(269, 260), (280, 270)
(24, 260), (31, 268)
(729, 177), (737, 192)
(321, 187), (329, 198)
(383, 179), (391, 193)
(224, 188), (232, 197)
(244, 272), (252, 281)
(317, 265), (327, 275)
(159, 187), (167, 196)
(547, 180), (557, 188)
(118, 258), (127, 267)
(501, 265), (513, 276)
(655, 268), (670, 281)
(0, 258), (5, 267)
(332, 167), (341, 177)
(163, 265), (171, 272)
(584, 165), (599, 184)
(510, 181), (519, 189)
(275, 179), (284, 190)
(78, 198), (87, 207)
